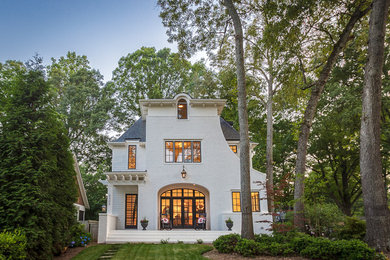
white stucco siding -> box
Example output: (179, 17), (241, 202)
(107, 98), (271, 233)
(141, 109), (269, 231)
(111, 185), (138, 229)
(111, 141), (146, 171)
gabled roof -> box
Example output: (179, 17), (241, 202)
(114, 117), (240, 142)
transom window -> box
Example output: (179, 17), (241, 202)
(232, 191), (260, 212)
(229, 145), (237, 153)
(165, 141), (201, 163)
(128, 145), (136, 169)
(177, 99), (188, 119)
(161, 189), (205, 197)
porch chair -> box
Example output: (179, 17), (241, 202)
(195, 213), (206, 230)
(161, 214), (172, 230)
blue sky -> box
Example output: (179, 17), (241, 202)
(0, 0), (177, 81)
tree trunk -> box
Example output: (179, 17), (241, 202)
(360, 0), (390, 251)
(293, 4), (370, 231)
(223, 0), (254, 239)
(266, 77), (274, 214)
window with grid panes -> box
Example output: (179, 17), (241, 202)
(231, 191), (260, 212)
(128, 145), (136, 169)
(165, 141), (201, 163)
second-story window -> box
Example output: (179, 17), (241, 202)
(165, 141), (201, 163)
(177, 99), (187, 119)
(128, 145), (136, 169)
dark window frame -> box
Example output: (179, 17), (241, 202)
(231, 191), (260, 212)
(128, 145), (136, 169)
(160, 188), (205, 229)
(177, 99), (188, 119)
(125, 194), (138, 229)
(165, 140), (201, 163)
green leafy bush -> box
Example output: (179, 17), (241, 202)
(0, 230), (27, 260)
(304, 203), (344, 237)
(333, 217), (366, 240)
(332, 239), (377, 260)
(213, 234), (240, 253)
(69, 224), (91, 247)
(215, 232), (381, 259)
(234, 239), (259, 257)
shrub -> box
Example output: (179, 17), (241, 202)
(333, 217), (366, 240)
(299, 237), (334, 259)
(332, 239), (376, 260)
(234, 239), (259, 257)
(213, 234), (240, 253)
(69, 224), (91, 247)
(305, 203), (344, 237)
(254, 234), (275, 244)
(289, 233), (317, 253)
(196, 239), (203, 244)
(160, 239), (169, 244)
(0, 230), (27, 260)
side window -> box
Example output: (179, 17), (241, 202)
(177, 99), (188, 119)
(128, 145), (136, 169)
(229, 145), (237, 153)
(231, 191), (260, 212)
(232, 192), (241, 212)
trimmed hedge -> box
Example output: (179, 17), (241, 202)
(213, 232), (385, 260)
(212, 234), (240, 253)
(0, 230), (27, 260)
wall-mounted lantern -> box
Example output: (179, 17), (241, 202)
(181, 165), (187, 179)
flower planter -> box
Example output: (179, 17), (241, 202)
(226, 221), (233, 231)
(141, 221), (148, 230)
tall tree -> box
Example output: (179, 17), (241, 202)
(0, 58), (77, 259)
(158, 0), (254, 238)
(223, 0), (254, 239)
(47, 51), (114, 171)
(360, 0), (390, 251)
(280, 1), (371, 230)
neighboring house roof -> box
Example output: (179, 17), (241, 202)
(73, 156), (90, 209)
(114, 117), (240, 142)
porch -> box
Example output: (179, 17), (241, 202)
(105, 229), (233, 244)
(98, 213), (233, 244)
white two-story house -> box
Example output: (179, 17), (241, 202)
(98, 93), (272, 243)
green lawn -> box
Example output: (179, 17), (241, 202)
(72, 243), (213, 260)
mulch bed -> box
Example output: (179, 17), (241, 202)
(53, 242), (97, 260)
(203, 249), (308, 260)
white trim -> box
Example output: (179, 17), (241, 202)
(73, 156), (90, 209)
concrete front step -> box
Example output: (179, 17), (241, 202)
(106, 230), (233, 243)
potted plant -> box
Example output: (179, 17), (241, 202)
(225, 217), (233, 231)
(140, 217), (149, 230)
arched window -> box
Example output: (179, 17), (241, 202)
(177, 99), (187, 119)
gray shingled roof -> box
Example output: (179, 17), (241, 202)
(115, 119), (146, 142)
(220, 117), (240, 140)
(114, 117), (240, 142)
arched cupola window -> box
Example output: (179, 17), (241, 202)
(177, 99), (188, 119)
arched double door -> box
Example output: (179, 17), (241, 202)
(160, 188), (206, 229)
